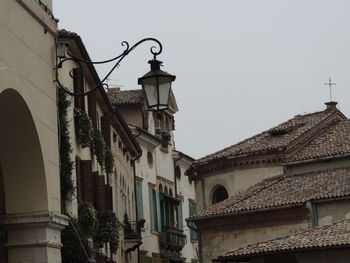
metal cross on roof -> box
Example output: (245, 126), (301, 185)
(324, 77), (336, 101)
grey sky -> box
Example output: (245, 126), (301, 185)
(53, 0), (350, 159)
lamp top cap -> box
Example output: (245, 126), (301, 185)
(138, 59), (176, 84)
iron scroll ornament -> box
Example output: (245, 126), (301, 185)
(55, 38), (163, 97)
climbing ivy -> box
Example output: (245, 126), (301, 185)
(78, 202), (98, 238)
(58, 87), (74, 213)
(94, 211), (121, 254)
(93, 130), (105, 167)
(104, 146), (114, 174)
(74, 108), (94, 148)
(61, 217), (92, 263)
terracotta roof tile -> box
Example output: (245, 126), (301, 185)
(287, 120), (350, 163)
(107, 88), (144, 105)
(215, 219), (350, 261)
(190, 168), (350, 220)
(192, 110), (337, 167)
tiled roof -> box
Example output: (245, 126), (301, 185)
(192, 110), (338, 167)
(287, 120), (350, 163)
(107, 88), (144, 105)
(189, 168), (350, 220)
(215, 219), (350, 262)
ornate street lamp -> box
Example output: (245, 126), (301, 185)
(55, 38), (175, 112)
(138, 59), (176, 112)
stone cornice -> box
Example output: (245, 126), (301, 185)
(16, 0), (57, 35)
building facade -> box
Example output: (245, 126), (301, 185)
(0, 0), (67, 262)
(187, 102), (350, 263)
(108, 88), (199, 263)
(58, 30), (143, 263)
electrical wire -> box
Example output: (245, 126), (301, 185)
(67, 217), (93, 263)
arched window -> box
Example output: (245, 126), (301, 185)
(212, 186), (228, 205)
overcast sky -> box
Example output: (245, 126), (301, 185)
(53, 0), (350, 159)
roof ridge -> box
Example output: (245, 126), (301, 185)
(194, 109), (331, 165)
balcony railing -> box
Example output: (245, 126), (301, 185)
(124, 221), (141, 240)
(159, 227), (186, 252)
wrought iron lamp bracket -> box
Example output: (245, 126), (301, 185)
(55, 38), (163, 97)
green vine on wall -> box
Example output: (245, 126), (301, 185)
(74, 108), (94, 148)
(78, 202), (97, 238)
(93, 130), (106, 168)
(61, 216), (92, 263)
(58, 87), (74, 213)
(105, 146), (114, 174)
(94, 211), (121, 254)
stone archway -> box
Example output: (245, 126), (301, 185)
(0, 89), (48, 214)
(0, 89), (67, 263)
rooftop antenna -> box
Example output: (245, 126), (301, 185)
(324, 77), (336, 101)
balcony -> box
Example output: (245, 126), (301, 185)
(159, 227), (186, 253)
(123, 219), (144, 253)
(124, 221), (141, 240)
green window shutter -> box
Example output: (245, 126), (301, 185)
(189, 201), (198, 240)
(155, 190), (162, 232)
(177, 200), (183, 230)
(136, 181), (143, 220)
(149, 187), (156, 231)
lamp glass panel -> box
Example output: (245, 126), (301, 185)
(158, 76), (172, 108)
(142, 78), (158, 107)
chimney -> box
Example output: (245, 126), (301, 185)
(325, 101), (338, 111)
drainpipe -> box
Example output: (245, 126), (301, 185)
(173, 152), (183, 233)
(200, 178), (206, 209)
(132, 132), (142, 263)
(186, 220), (201, 263)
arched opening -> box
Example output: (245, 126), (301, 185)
(0, 89), (48, 213)
(0, 89), (48, 262)
(212, 185), (229, 205)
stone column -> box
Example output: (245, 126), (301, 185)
(0, 212), (68, 263)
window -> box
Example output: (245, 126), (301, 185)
(136, 181), (143, 220)
(149, 186), (161, 232)
(212, 186), (228, 205)
(189, 200), (198, 240)
(177, 200), (183, 230)
(175, 166), (181, 180)
(147, 152), (153, 167)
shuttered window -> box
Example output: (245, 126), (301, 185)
(149, 187), (156, 231)
(136, 181), (143, 220)
(189, 200), (198, 240)
(177, 200), (183, 230)
(149, 187), (162, 232)
(80, 160), (94, 203)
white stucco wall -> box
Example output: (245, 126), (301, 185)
(0, 0), (59, 213)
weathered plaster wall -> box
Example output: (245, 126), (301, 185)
(286, 158), (350, 176)
(250, 250), (350, 263)
(118, 106), (144, 129)
(136, 139), (160, 257)
(316, 199), (350, 226)
(176, 160), (198, 262)
(295, 249), (350, 263)
(198, 166), (284, 210)
(201, 221), (308, 263)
